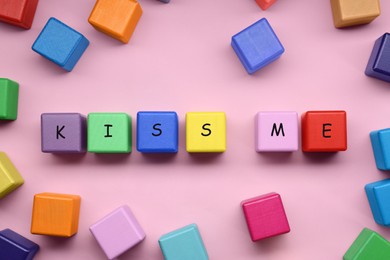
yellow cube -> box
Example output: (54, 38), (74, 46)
(330, 0), (380, 28)
(186, 112), (226, 153)
(0, 152), (24, 199)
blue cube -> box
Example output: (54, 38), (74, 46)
(370, 128), (390, 170)
(0, 228), (39, 260)
(159, 224), (208, 260)
(365, 33), (390, 83)
(32, 17), (89, 72)
(137, 111), (178, 153)
(365, 179), (390, 227)
(231, 18), (284, 74)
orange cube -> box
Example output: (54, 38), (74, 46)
(255, 0), (277, 10)
(31, 193), (81, 237)
(88, 0), (142, 43)
(302, 111), (347, 152)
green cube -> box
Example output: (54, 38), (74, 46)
(344, 228), (390, 260)
(88, 113), (132, 153)
(0, 78), (19, 120)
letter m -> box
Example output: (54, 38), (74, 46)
(271, 123), (285, 137)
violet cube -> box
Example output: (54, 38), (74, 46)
(89, 205), (146, 260)
(41, 113), (87, 153)
(365, 33), (390, 83)
(0, 228), (39, 260)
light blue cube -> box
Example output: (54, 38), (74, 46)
(32, 17), (89, 72)
(136, 111), (178, 153)
(365, 179), (390, 226)
(159, 224), (208, 260)
(370, 129), (390, 170)
(231, 18), (284, 74)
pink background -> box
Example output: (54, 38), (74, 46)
(1, 0), (390, 259)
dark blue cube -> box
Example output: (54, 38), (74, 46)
(0, 229), (39, 260)
(365, 33), (390, 83)
(137, 111), (178, 153)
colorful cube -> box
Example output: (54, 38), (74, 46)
(32, 17), (89, 72)
(231, 18), (284, 74)
(0, 78), (19, 120)
(0, 228), (39, 260)
(41, 113), (87, 153)
(0, 0), (39, 29)
(255, 0), (276, 10)
(186, 112), (226, 153)
(241, 192), (290, 241)
(365, 33), (390, 83)
(90, 205), (145, 260)
(330, 0), (380, 28)
(0, 152), (24, 199)
(344, 228), (390, 260)
(159, 224), (208, 260)
(365, 179), (390, 226)
(301, 110), (347, 152)
(31, 192), (81, 237)
(88, 0), (143, 43)
(88, 113), (132, 153)
(137, 111), (178, 153)
(370, 128), (390, 170)
(255, 111), (298, 152)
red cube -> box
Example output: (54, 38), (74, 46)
(0, 0), (39, 29)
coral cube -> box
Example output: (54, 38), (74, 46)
(365, 179), (390, 226)
(0, 78), (19, 120)
(301, 110), (347, 152)
(365, 33), (390, 83)
(256, 111), (298, 152)
(241, 192), (290, 241)
(255, 0), (276, 10)
(41, 113), (87, 153)
(370, 128), (390, 170)
(0, 228), (39, 260)
(88, 0), (142, 43)
(90, 205), (145, 260)
(137, 111), (178, 153)
(0, 0), (39, 29)
(32, 17), (89, 72)
(0, 152), (24, 199)
(231, 18), (284, 74)
(159, 224), (209, 260)
(330, 0), (380, 28)
(31, 192), (81, 237)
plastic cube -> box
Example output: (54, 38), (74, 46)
(0, 228), (39, 260)
(330, 0), (380, 28)
(0, 0), (39, 29)
(32, 17), (89, 72)
(365, 179), (390, 226)
(365, 33), (390, 83)
(0, 78), (19, 120)
(255, 0), (276, 10)
(370, 128), (390, 170)
(0, 152), (24, 199)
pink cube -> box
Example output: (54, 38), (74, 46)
(89, 205), (146, 260)
(255, 111), (298, 152)
(241, 192), (290, 241)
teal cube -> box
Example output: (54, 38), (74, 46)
(370, 129), (390, 170)
(0, 78), (19, 120)
(365, 179), (390, 226)
(159, 224), (208, 260)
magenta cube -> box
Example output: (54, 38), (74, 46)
(241, 192), (290, 241)
(255, 111), (298, 152)
(89, 205), (146, 260)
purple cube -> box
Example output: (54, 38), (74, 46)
(89, 205), (146, 260)
(255, 112), (298, 152)
(365, 33), (390, 83)
(41, 113), (86, 153)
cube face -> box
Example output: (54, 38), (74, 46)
(301, 110), (347, 152)
(186, 112), (226, 153)
(344, 228), (390, 260)
(255, 112), (298, 152)
(0, 228), (39, 260)
(0, 152), (24, 199)
(231, 18), (284, 74)
(88, 113), (132, 153)
(331, 0), (380, 28)
(41, 113), (86, 153)
(88, 0), (143, 43)
(370, 129), (390, 170)
(32, 17), (89, 71)
(90, 205), (146, 260)
(365, 33), (390, 83)
(0, 78), (19, 120)
(31, 193), (81, 237)
(137, 111), (178, 153)
(0, 0), (39, 29)
(241, 192), (290, 241)
(159, 224), (208, 260)
(255, 0), (276, 10)
(365, 179), (390, 226)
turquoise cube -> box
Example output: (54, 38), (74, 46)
(365, 179), (390, 226)
(159, 224), (208, 260)
(370, 129), (390, 170)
